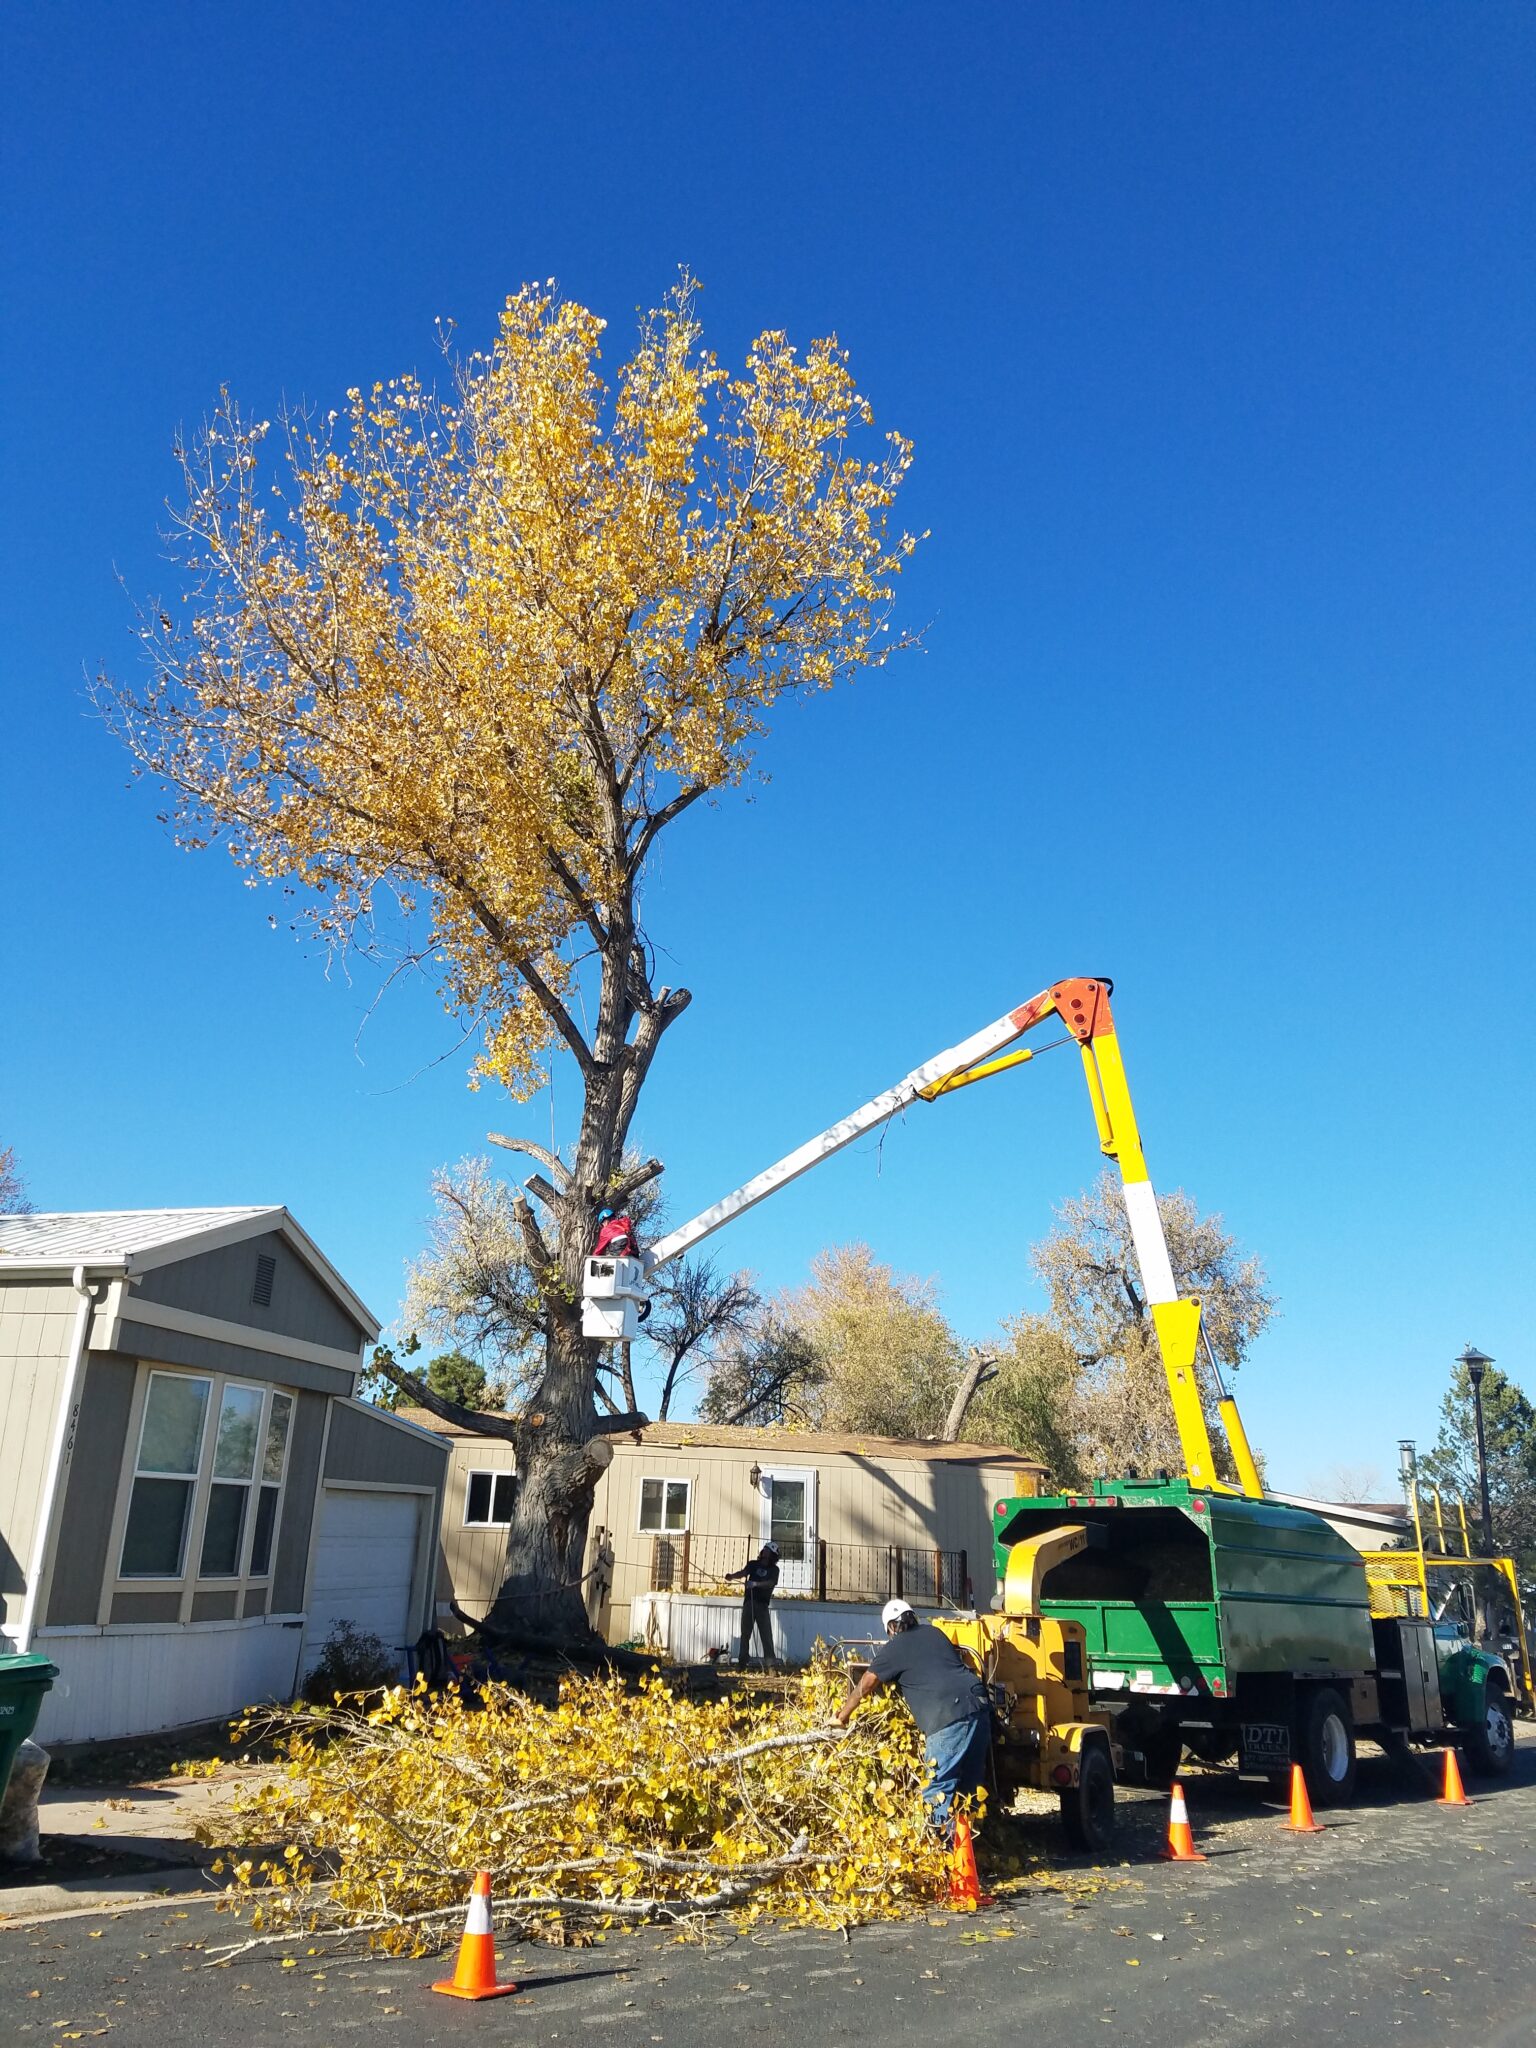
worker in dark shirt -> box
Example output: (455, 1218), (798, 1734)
(833, 1597), (992, 1833)
(725, 1541), (780, 1668)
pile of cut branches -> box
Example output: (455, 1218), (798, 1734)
(203, 1656), (951, 1957)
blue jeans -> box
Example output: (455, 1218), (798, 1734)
(922, 1711), (992, 1835)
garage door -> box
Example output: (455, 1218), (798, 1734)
(303, 1488), (422, 1677)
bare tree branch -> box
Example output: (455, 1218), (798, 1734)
(486, 1132), (570, 1186)
(369, 1350), (520, 1441)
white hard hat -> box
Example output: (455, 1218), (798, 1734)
(882, 1598), (914, 1628)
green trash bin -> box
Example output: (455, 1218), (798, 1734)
(0, 1654), (58, 1805)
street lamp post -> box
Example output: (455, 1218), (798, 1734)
(1457, 1344), (1496, 1555)
(1397, 1439), (1416, 1493)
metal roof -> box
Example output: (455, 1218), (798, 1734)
(0, 1207), (274, 1264)
(0, 1207), (379, 1336)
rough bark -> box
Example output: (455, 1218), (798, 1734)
(474, 887), (689, 1640)
(942, 1347), (999, 1442)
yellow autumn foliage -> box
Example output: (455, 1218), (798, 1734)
(208, 1658), (953, 1953)
(106, 277), (918, 1098)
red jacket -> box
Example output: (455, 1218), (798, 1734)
(593, 1214), (637, 1258)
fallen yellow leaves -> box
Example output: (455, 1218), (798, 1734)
(204, 1658), (952, 1958)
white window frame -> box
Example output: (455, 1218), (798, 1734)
(462, 1467), (518, 1528)
(637, 1475), (693, 1536)
(115, 1368), (213, 1583)
(112, 1366), (298, 1610)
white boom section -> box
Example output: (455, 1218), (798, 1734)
(641, 1003), (1036, 1275)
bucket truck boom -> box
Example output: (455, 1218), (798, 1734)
(579, 975), (1262, 1497)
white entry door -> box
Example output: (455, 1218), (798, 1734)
(759, 1467), (817, 1595)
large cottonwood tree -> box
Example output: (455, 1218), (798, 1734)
(102, 281), (917, 1642)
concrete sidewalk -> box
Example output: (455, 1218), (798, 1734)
(0, 1770), (264, 1926)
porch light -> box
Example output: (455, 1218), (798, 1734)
(748, 1463), (762, 1490)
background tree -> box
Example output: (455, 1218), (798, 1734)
(1032, 1170), (1275, 1481)
(395, 1160), (545, 1401)
(698, 1312), (826, 1428)
(424, 1349), (495, 1411)
(1302, 1463), (1387, 1504)
(373, 1347), (497, 1413)
(962, 1314), (1085, 1485)
(394, 1154), (759, 1422)
(0, 1144), (34, 1214)
(1419, 1360), (1536, 1576)
(699, 1245), (962, 1440)
(643, 1258), (759, 1421)
(101, 281), (916, 1643)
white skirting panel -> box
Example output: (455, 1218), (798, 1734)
(31, 1619), (306, 1745)
(629, 1593), (895, 1666)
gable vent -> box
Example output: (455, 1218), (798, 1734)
(251, 1254), (277, 1308)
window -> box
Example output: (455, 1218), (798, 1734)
(121, 1373), (210, 1577)
(119, 1370), (296, 1584)
(250, 1394), (293, 1576)
(200, 1383), (264, 1575)
(638, 1477), (691, 1534)
(464, 1470), (517, 1526)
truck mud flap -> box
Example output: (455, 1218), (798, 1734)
(1239, 1720), (1291, 1773)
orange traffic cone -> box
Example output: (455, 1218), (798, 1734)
(1158, 1779), (1207, 1862)
(432, 1870), (519, 2000)
(949, 1811), (983, 1909)
(1439, 1747), (1471, 1808)
(1287, 1763), (1325, 1833)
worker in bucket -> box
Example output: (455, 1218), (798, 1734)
(592, 1208), (638, 1258)
(724, 1541), (780, 1668)
(833, 1597), (992, 1834)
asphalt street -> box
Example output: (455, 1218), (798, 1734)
(7, 1730), (1535, 2048)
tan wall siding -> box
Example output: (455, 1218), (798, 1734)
(435, 1440), (518, 1618)
(0, 1279), (77, 1629)
(191, 1589), (240, 1622)
(586, 1445), (1020, 1641)
(50, 1364), (336, 1628)
(135, 1230), (366, 1355)
(324, 1403), (448, 1490)
(113, 1320), (353, 1397)
(272, 1390), (328, 1613)
(111, 1589), (183, 1624)
(45, 1354), (139, 1626)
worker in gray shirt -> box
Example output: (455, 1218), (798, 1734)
(833, 1597), (992, 1834)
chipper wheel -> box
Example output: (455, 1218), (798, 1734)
(1059, 1743), (1115, 1852)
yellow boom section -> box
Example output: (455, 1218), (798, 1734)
(919, 976), (1262, 1498)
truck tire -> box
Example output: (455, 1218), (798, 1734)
(1059, 1743), (1115, 1853)
(1185, 1730), (1239, 1767)
(1465, 1687), (1514, 1778)
(1298, 1686), (1356, 1807)
(1135, 1729), (1185, 1790)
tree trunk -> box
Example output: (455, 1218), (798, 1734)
(481, 976), (633, 1645)
(483, 1299), (608, 1643)
(943, 1348), (998, 1442)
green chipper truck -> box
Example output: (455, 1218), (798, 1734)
(989, 1475), (1527, 1808)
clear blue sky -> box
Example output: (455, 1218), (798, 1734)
(2, 4), (1531, 1491)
